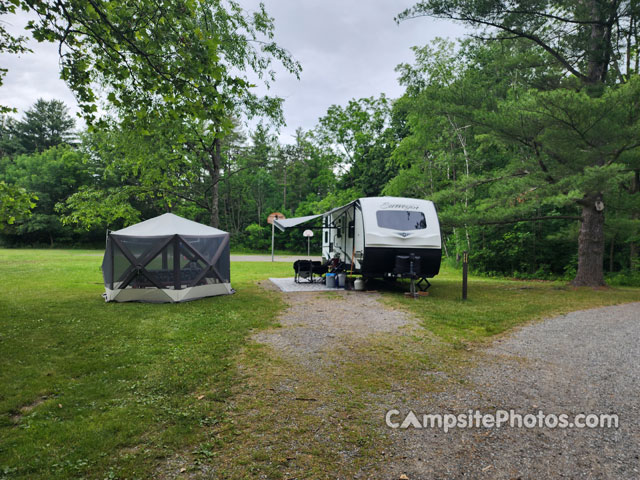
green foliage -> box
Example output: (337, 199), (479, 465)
(315, 95), (400, 196)
(24, 0), (301, 229)
(395, 0), (640, 285)
(0, 99), (75, 157)
(1, 2), (637, 281)
(397, 1), (639, 83)
(23, 0), (299, 124)
(606, 269), (640, 287)
(243, 223), (270, 251)
(388, 27), (640, 279)
(57, 186), (142, 231)
(0, 145), (92, 244)
(0, 181), (36, 229)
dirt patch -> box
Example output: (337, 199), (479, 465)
(10, 396), (49, 423)
(253, 290), (414, 370)
(154, 289), (430, 479)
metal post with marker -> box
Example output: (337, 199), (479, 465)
(267, 212), (285, 263)
(271, 218), (275, 262)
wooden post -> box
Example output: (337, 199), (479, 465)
(462, 250), (468, 300)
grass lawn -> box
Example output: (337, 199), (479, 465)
(229, 248), (307, 256)
(0, 249), (638, 478)
(385, 268), (640, 343)
(0, 249), (290, 479)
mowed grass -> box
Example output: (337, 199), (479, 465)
(0, 249), (290, 479)
(385, 268), (640, 343)
(0, 249), (638, 479)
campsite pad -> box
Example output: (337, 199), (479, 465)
(268, 277), (339, 292)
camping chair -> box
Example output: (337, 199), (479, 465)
(293, 260), (328, 283)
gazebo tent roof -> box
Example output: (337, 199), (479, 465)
(112, 213), (226, 237)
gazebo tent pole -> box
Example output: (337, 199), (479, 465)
(173, 234), (181, 290)
(109, 233), (114, 290)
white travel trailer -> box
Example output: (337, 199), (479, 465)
(274, 197), (442, 280)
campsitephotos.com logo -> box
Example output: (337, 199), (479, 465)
(385, 409), (619, 433)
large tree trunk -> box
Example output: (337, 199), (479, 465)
(572, 196), (605, 286)
(571, 2), (611, 286)
(209, 137), (221, 228)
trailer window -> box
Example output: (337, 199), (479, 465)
(376, 210), (426, 230)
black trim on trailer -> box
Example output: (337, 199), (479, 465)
(361, 247), (442, 278)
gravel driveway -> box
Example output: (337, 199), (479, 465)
(249, 286), (639, 479)
(254, 288), (413, 371)
(384, 302), (640, 480)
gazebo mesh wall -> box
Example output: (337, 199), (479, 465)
(102, 234), (230, 291)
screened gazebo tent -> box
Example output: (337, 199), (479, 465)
(101, 213), (233, 303)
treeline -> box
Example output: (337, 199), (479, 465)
(0, 97), (393, 253)
(0, 0), (639, 286)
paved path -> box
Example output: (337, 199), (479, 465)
(385, 302), (640, 479)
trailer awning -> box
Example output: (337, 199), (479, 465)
(273, 214), (322, 232)
(274, 200), (359, 232)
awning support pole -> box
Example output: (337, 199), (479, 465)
(271, 219), (275, 262)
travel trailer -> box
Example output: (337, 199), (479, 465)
(274, 197), (442, 280)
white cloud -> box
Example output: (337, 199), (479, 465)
(0, 11), (80, 119)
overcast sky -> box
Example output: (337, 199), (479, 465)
(0, 1), (465, 143)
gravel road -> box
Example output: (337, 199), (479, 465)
(251, 285), (639, 479)
(384, 302), (640, 480)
